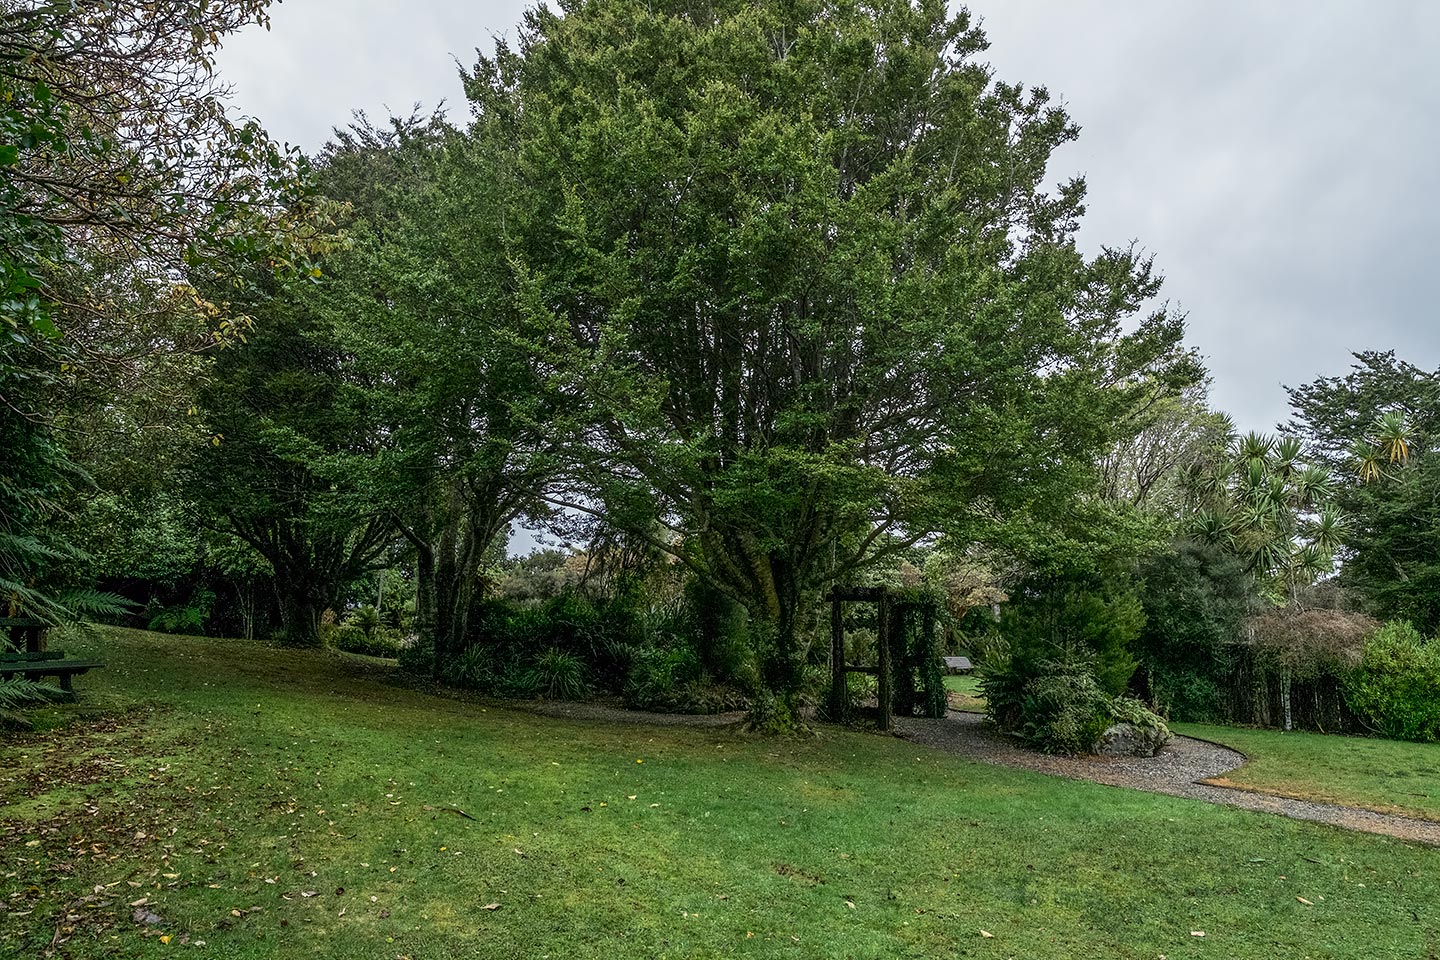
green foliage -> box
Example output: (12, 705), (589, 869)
(308, 114), (568, 668)
(1184, 429), (1345, 597)
(986, 652), (1170, 755)
(327, 623), (403, 659)
(2, 0), (335, 636)
(1135, 542), (1253, 721)
(623, 645), (702, 711)
(147, 588), (216, 635)
(0, 677), (50, 710)
(1344, 621), (1440, 743)
(1108, 695), (1172, 740)
(525, 648), (590, 700)
(981, 574), (1147, 750)
(1003, 578), (1144, 698)
(1285, 351), (1440, 632)
(1019, 664), (1114, 755)
(345, 605), (382, 639)
(189, 279), (395, 647)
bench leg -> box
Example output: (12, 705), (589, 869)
(59, 672), (73, 692)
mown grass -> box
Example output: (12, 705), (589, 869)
(1177, 722), (1440, 822)
(1, 627), (1437, 959)
(942, 674), (985, 713)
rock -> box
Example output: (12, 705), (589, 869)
(1093, 722), (1172, 757)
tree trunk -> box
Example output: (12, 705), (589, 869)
(414, 544), (440, 677)
(274, 575), (326, 647)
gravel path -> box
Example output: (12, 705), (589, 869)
(896, 711), (1440, 846)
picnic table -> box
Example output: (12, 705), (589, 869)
(0, 617), (102, 701)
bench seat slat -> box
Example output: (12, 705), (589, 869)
(0, 661), (102, 675)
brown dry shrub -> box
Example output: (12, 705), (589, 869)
(1245, 607), (1378, 678)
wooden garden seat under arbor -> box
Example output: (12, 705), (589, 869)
(826, 587), (947, 731)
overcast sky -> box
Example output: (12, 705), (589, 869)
(219, 0), (1440, 434)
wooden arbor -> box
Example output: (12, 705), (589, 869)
(826, 587), (947, 731)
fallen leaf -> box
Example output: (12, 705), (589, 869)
(980, 930), (994, 938)
(1191, 931), (1206, 938)
(159, 935), (172, 944)
(1297, 896), (1313, 905)
(844, 900), (856, 910)
(482, 903), (501, 910)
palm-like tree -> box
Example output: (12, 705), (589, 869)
(1352, 411), (1413, 483)
(1350, 439), (1384, 483)
(1373, 411), (1412, 465)
(1235, 431), (1273, 469)
(1185, 430), (1343, 591)
(1272, 435), (1303, 479)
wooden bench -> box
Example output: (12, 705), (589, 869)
(0, 657), (102, 701)
(1, 617), (102, 701)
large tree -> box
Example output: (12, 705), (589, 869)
(190, 281), (394, 646)
(1, 0), (332, 619)
(468, 0), (1196, 706)
(310, 116), (571, 671)
(1287, 351), (1440, 630)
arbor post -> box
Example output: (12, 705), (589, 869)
(876, 596), (893, 731)
(828, 595), (846, 722)
(920, 602), (946, 718)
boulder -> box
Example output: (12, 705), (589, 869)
(1093, 721), (1171, 757)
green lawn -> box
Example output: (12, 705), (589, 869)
(1176, 722), (1440, 822)
(2, 628), (1437, 959)
(942, 673), (985, 713)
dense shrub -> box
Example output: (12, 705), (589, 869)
(1135, 543), (1251, 721)
(526, 648), (589, 700)
(1344, 621), (1440, 743)
(1019, 662), (1114, 754)
(437, 587), (755, 712)
(984, 654), (1170, 755)
(980, 574), (1157, 753)
(982, 576), (1144, 727)
(328, 624), (403, 659)
(1247, 606), (1373, 679)
(146, 587), (217, 635)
